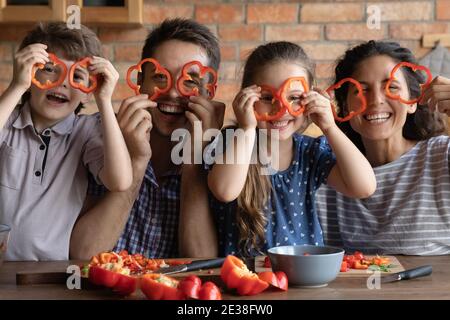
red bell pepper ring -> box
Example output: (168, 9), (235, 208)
(176, 60), (218, 99)
(385, 61), (432, 105)
(280, 77), (309, 117)
(31, 53), (67, 90)
(326, 78), (367, 122)
(254, 84), (287, 122)
(198, 281), (222, 300)
(220, 255), (269, 296)
(178, 275), (202, 299)
(69, 57), (98, 93)
(140, 273), (186, 300)
(126, 58), (172, 100)
(258, 271), (288, 291)
(254, 77), (309, 121)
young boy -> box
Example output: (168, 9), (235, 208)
(70, 18), (225, 259)
(0, 22), (132, 260)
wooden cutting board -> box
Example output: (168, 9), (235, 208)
(255, 255), (405, 277)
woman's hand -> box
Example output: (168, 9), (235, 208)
(420, 76), (450, 116)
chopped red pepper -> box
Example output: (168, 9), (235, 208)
(140, 274), (185, 300)
(341, 252), (391, 272)
(31, 53), (67, 90)
(326, 77), (367, 122)
(126, 58), (172, 100)
(88, 265), (120, 288)
(198, 281), (222, 300)
(258, 271), (288, 291)
(340, 261), (349, 272)
(178, 275), (202, 299)
(111, 274), (139, 296)
(68, 57), (98, 93)
(263, 256), (272, 268)
(385, 61), (432, 105)
(176, 60), (218, 99)
(220, 255), (269, 296)
(88, 265), (138, 296)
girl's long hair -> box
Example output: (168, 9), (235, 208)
(236, 41), (315, 255)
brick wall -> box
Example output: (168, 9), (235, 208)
(0, 0), (449, 135)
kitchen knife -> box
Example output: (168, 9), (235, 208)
(380, 265), (432, 283)
(156, 257), (225, 275)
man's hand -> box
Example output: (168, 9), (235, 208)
(117, 94), (155, 162)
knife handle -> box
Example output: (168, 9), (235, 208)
(186, 258), (226, 272)
(400, 265), (432, 280)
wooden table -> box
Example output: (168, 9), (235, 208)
(0, 255), (449, 300)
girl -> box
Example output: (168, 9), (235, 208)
(316, 40), (450, 255)
(207, 42), (376, 256)
(0, 22), (132, 260)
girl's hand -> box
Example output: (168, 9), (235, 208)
(420, 76), (450, 116)
(302, 89), (336, 133)
(12, 43), (49, 91)
(89, 56), (119, 103)
(232, 85), (260, 130)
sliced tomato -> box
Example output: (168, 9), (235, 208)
(221, 255), (269, 296)
(258, 271), (288, 291)
(198, 281), (222, 300)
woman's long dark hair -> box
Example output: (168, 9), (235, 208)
(334, 40), (447, 153)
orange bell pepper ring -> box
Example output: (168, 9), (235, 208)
(220, 255), (269, 296)
(126, 58), (172, 100)
(280, 77), (309, 116)
(176, 60), (218, 99)
(327, 78), (367, 122)
(31, 53), (67, 90)
(68, 57), (98, 94)
(254, 77), (309, 121)
(385, 61), (432, 105)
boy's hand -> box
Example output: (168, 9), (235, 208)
(232, 85), (260, 130)
(303, 89), (336, 134)
(12, 43), (49, 91)
(117, 94), (156, 162)
(420, 76), (450, 116)
(89, 56), (119, 103)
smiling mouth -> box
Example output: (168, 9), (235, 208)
(269, 119), (292, 129)
(157, 103), (185, 116)
(46, 91), (69, 104)
(363, 112), (392, 123)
